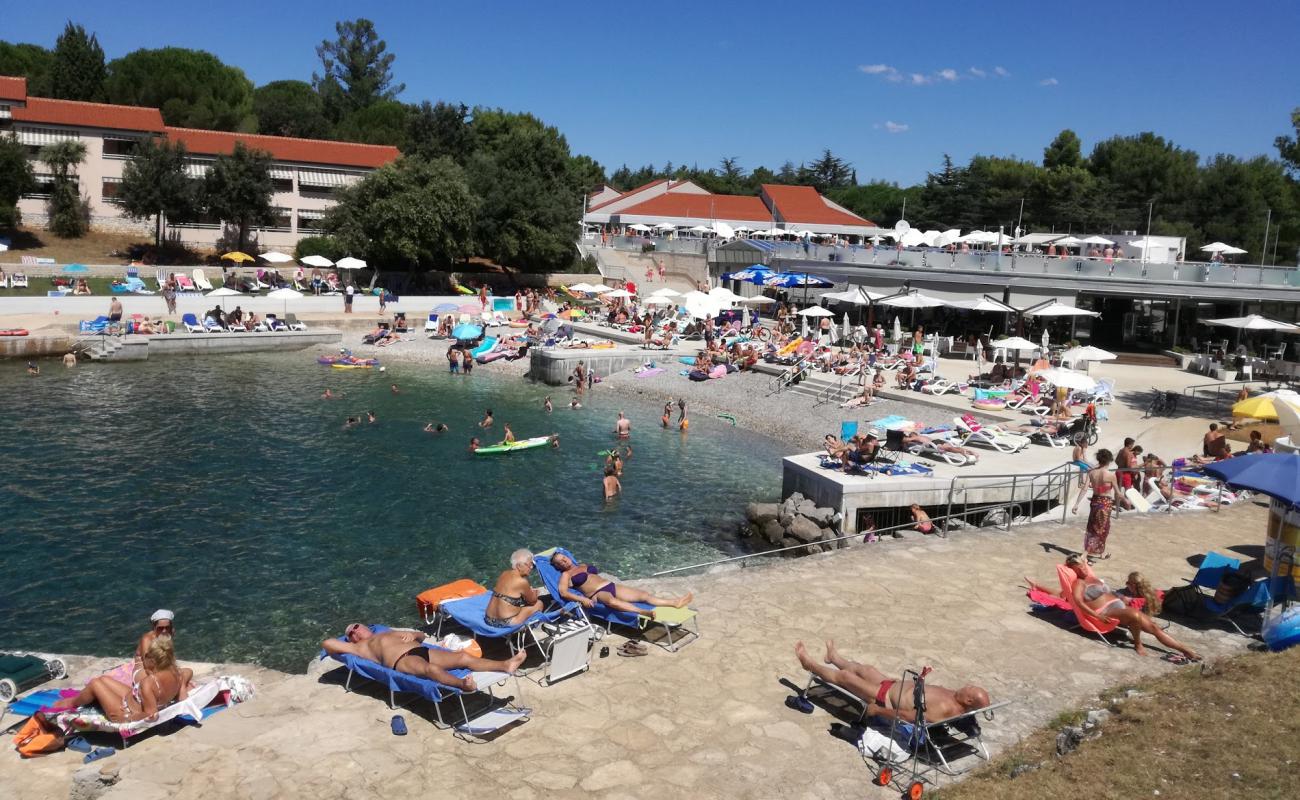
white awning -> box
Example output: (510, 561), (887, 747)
(14, 126), (80, 146)
(102, 134), (142, 143)
(298, 169), (356, 188)
(101, 176), (122, 184)
(269, 166), (295, 181)
(296, 209), (326, 221)
(184, 160), (213, 179)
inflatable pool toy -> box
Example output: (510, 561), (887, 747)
(1263, 605), (1300, 651)
(330, 363), (373, 370)
(476, 436), (552, 455)
(0, 329), (30, 336)
(716, 413), (737, 425)
(508, 320), (529, 328)
(971, 398), (1007, 410)
(454, 284), (474, 295)
(318, 355), (378, 366)
(470, 337), (498, 360)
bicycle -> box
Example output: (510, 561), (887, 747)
(1145, 388), (1180, 418)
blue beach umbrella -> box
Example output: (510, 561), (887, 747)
(721, 265), (775, 284)
(763, 271), (835, 303)
(1201, 453), (1300, 508)
(452, 323), (483, 341)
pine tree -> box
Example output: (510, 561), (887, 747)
(50, 22), (106, 102)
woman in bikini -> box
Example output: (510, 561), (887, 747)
(1028, 555), (1199, 661)
(50, 637), (191, 724)
(1084, 449), (1119, 561)
(484, 549), (545, 628)
(549, 552), (692, 618)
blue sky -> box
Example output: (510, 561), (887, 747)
(9, 0), (1299, 185)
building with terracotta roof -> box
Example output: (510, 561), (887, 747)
(583, 179), (877, 238)
(0, 75), (400, 249)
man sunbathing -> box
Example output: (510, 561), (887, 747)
(901, 431), (979, 462)
(322, 625), (525, 692)
(795, 641), (989, 723)
(549, 552), (692, 618)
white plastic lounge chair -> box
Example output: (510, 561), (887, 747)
(953, 417), (1030, 453)
(908, 435), (976, 466)
(921, 378), (960, 396)
(39, 676), (246, 748)
(425, 313), (439, 333)
(13, 273), (29, 288)
(191, 268), (213, 291)
(284, 313), (307, 331)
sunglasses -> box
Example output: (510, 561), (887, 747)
(155, 624), (173, 633)
(345, 624), (361, 639)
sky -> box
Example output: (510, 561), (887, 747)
(7, 0), (1300, 185)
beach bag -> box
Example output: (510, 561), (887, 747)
(1213, 570), (1251, 605)
(1162, 585), (1205, 619)
(13, 716), (63, 758)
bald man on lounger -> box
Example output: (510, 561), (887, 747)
(323, 624), (525, 692)
(795, 641), (990, 723)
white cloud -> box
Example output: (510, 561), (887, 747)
(968, 67), (986, 78)
(883, 121), (909, 134)
(937, 68), (959, 82)
(909, 73), (931, 85)
(859, 63), (895, 75)
(993, 65), (1010, 77)
(1039, 77), (1059, 86)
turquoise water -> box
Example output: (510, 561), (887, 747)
(0, 353), (783, 672)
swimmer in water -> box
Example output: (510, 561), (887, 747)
(469, 437), (481, 452)
(344, 417), (360, 429)
(549, 433), (560, 449)
(677, 397), (687, 424)
(661, 401), (673, 428)
(390, 383), (400, 394)
(322, 388), (334, 400)
(570, 398), (582, 410)
(602, 465), (622, 500)
(27, 361), (39, 376)
(615, 411), (631, 438)
(605, 445), (632, 476)
(503, 423), (516, 444)
(424, 422), (448, 433)
(366, 411), (377, 424)
(544, 396), (553, 413)
(480, 409), (494, 428)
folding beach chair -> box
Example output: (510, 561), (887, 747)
(534, 548), (699, 652)
(1057, 565), (1123, 645)
(434, 592), (591, 686)
(321, 625), (528, 740)
(36, 677), (242, 748)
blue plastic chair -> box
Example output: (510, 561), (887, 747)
(1205, 575), (1297, 635)
(1187, 552), (1241, 591)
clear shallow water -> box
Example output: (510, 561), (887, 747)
(0, 353), (784, 672)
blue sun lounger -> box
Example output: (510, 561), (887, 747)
(321, 625), (528, 740)
(534, 547), (699, 652)
(435, 593), (590, 685)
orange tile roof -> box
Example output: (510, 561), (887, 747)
(164, 127), (399, 169)
(588, 178), (669, 211)
(0, 76), (26, 102)
(762, 184), (874, 226)
(12, 96), (165, 132)
(617, 192), (773, 223)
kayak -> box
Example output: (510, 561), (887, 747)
(475, 436), (552, 455)
(319, 356), (378, 366)
(330, 363), (373, 370)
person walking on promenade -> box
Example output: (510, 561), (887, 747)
(1084, 449), (1119, 561)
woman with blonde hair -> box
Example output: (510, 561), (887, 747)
(1126, 571), (1162, 616)
(50, 637), (192, 723)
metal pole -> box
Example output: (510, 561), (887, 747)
(1143, 200), (1153, 271)
(1007, 476), (1017, 530)
(1171, 297), (1180, 349)
(1261, 209), (1272, 266)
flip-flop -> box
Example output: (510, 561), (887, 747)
(1163, 653), (1194, 666)
(616, 643), (648, 657)
(391, 715), (407, 736)
(65, 736), (91, 754)
(84, 747), (116, 764)
(784, 694), (815, 714)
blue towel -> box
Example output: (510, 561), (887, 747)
(6, 688), (64, 720)
(439, 592), (576, 638)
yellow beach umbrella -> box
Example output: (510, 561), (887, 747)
(1232, 390), (1300, 420)
(221, 251), (254, 263)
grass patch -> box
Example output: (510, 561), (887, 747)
(0, 227), (206, 267)
(0, 276), (125, 297)
(933, 647), (1300, 800)
(1046, 707), (1088, 730)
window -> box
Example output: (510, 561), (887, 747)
(24, 173), (56, 199)
(267, 207), (292, 231)
(102, 137), (139, 159)
(272, 178), (293, 193)
(101, 177), (122, 203)
(297, 209), (325, 233)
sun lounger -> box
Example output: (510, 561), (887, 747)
(284, 313), (307, 331)
(321, 625), (528, 738)
(174, 274), (196, 292)
(125, 277), (153, 294)
(12, 273), (28, 289)
(534, 547), (699, 652)
(435, 593), (591, 686)
(1056, 565), (1123, 644)
(191, 269), (213, 291)
(37, 676), (247, 748)
(887, 429), (975, 466)
(1178, 552), (1296, 635)
(953, 416), (1030, 453)
(181, 313), (204, 333)
(78, 316), (111, 333)
(920, 377), (962, 396)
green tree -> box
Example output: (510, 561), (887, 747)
(49, 22), (106, 101)
(800, 149), (853, 193)
(0, 41), (54, 95)
(314, 18), (404, 121)
(962, 156), (1043, 231)
(201, 141), (273, 252)
(333, 99), (410, 148)
(326, 156), (476, 268)
(406, 100), (474, 162)
(828, 181), (920, 227)
(1276, 108), (1300, 179)
(0, 134), (36, 230)
(1194, 155), (1297, 264)
(253, 80), (330, 139)
(466, 109), (583, 272)
(1087, 132), (1199, 230)
(918, 154), (968, 228)
(568, 154), (607, 197)
(118, 138), (195, 246)
(1043, 129), (1083, 170)
(294, 235), (343, 262)
(1030, 165), (1107, 231)
(39, 140), (89, 237)
(106, 48), (256, 131)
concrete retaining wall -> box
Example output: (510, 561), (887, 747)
(529, 347), (654, 386)
(0, 334), (74, 359)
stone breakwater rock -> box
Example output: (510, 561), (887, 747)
(745, 502), (780, 525)
(787, 515), (823, 544)
(761, 520), (785, 545)
(70, 764), (119, 800)
(741, 492), (844, 556)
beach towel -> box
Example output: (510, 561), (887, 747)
(634, 368), (664, 378)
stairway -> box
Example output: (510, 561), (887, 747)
(81, 336), (125, 361)
(1110, 351), (1178, 367)
(787, 371), (862, 405)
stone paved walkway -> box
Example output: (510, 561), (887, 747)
(3, 502), (1269, 800)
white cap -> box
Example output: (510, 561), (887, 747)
(150, 609), (175, 623)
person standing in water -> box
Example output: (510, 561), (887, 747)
(480, 409), (494, 428)
(661, 401), (673, 428)
(544, 396), (553, 413)
(615, 411), (631, 438)
(602, 466), (622, 500)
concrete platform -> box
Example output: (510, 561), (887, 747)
(84, 329), (342, 361)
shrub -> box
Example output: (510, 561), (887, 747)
(295, 235), (342, 261)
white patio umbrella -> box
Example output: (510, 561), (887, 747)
(712, 222), (735, 238)
(1036, 367), (1098, 392)
(797, 306), (835, 317)
(877, 290), (948, 309)
(1061, 345), (1117, 363)
(708, 286), (746, 304)
(628, 223), (652, 232)
(900, 229), (927, 248)
(1041, 328), (1049, 353)
(1204, 314), (1299, 331)
(842, 313), (851, 343)
(892, 316), (902, 345)
(688, 225), (711, 233)
(205, 286), (241, 311)
(1081, 236), (1114, 246)
(1053, 236), (1083, 249)
(991, 336), (1039, 351)
(947, 296), (1017, 313)
(801, 316), (809, 338)
(267, 287), (303, 317)
(259, 251), (294, 263)
(1022, 300), (1100, 318)
(336, 256), (367, 270)
(820, 287), (882, 306)
(586, 284), (614, 294)
(738, 295), (775, 304)
(603, 289), (635, 299)
(300, 254), (334, 268)
(566, 282), (594, 293)
(1200, 242), (1248, 255)
(643, 295), (677, 305)
(649, 288), (681, 297)
(654, 222), (676, 230)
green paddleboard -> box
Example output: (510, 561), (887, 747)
(476, 436), (552, 455)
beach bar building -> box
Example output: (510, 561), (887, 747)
(0, 75), (399, 250)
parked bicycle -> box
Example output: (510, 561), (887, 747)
(1145, 388), (1180, 418)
